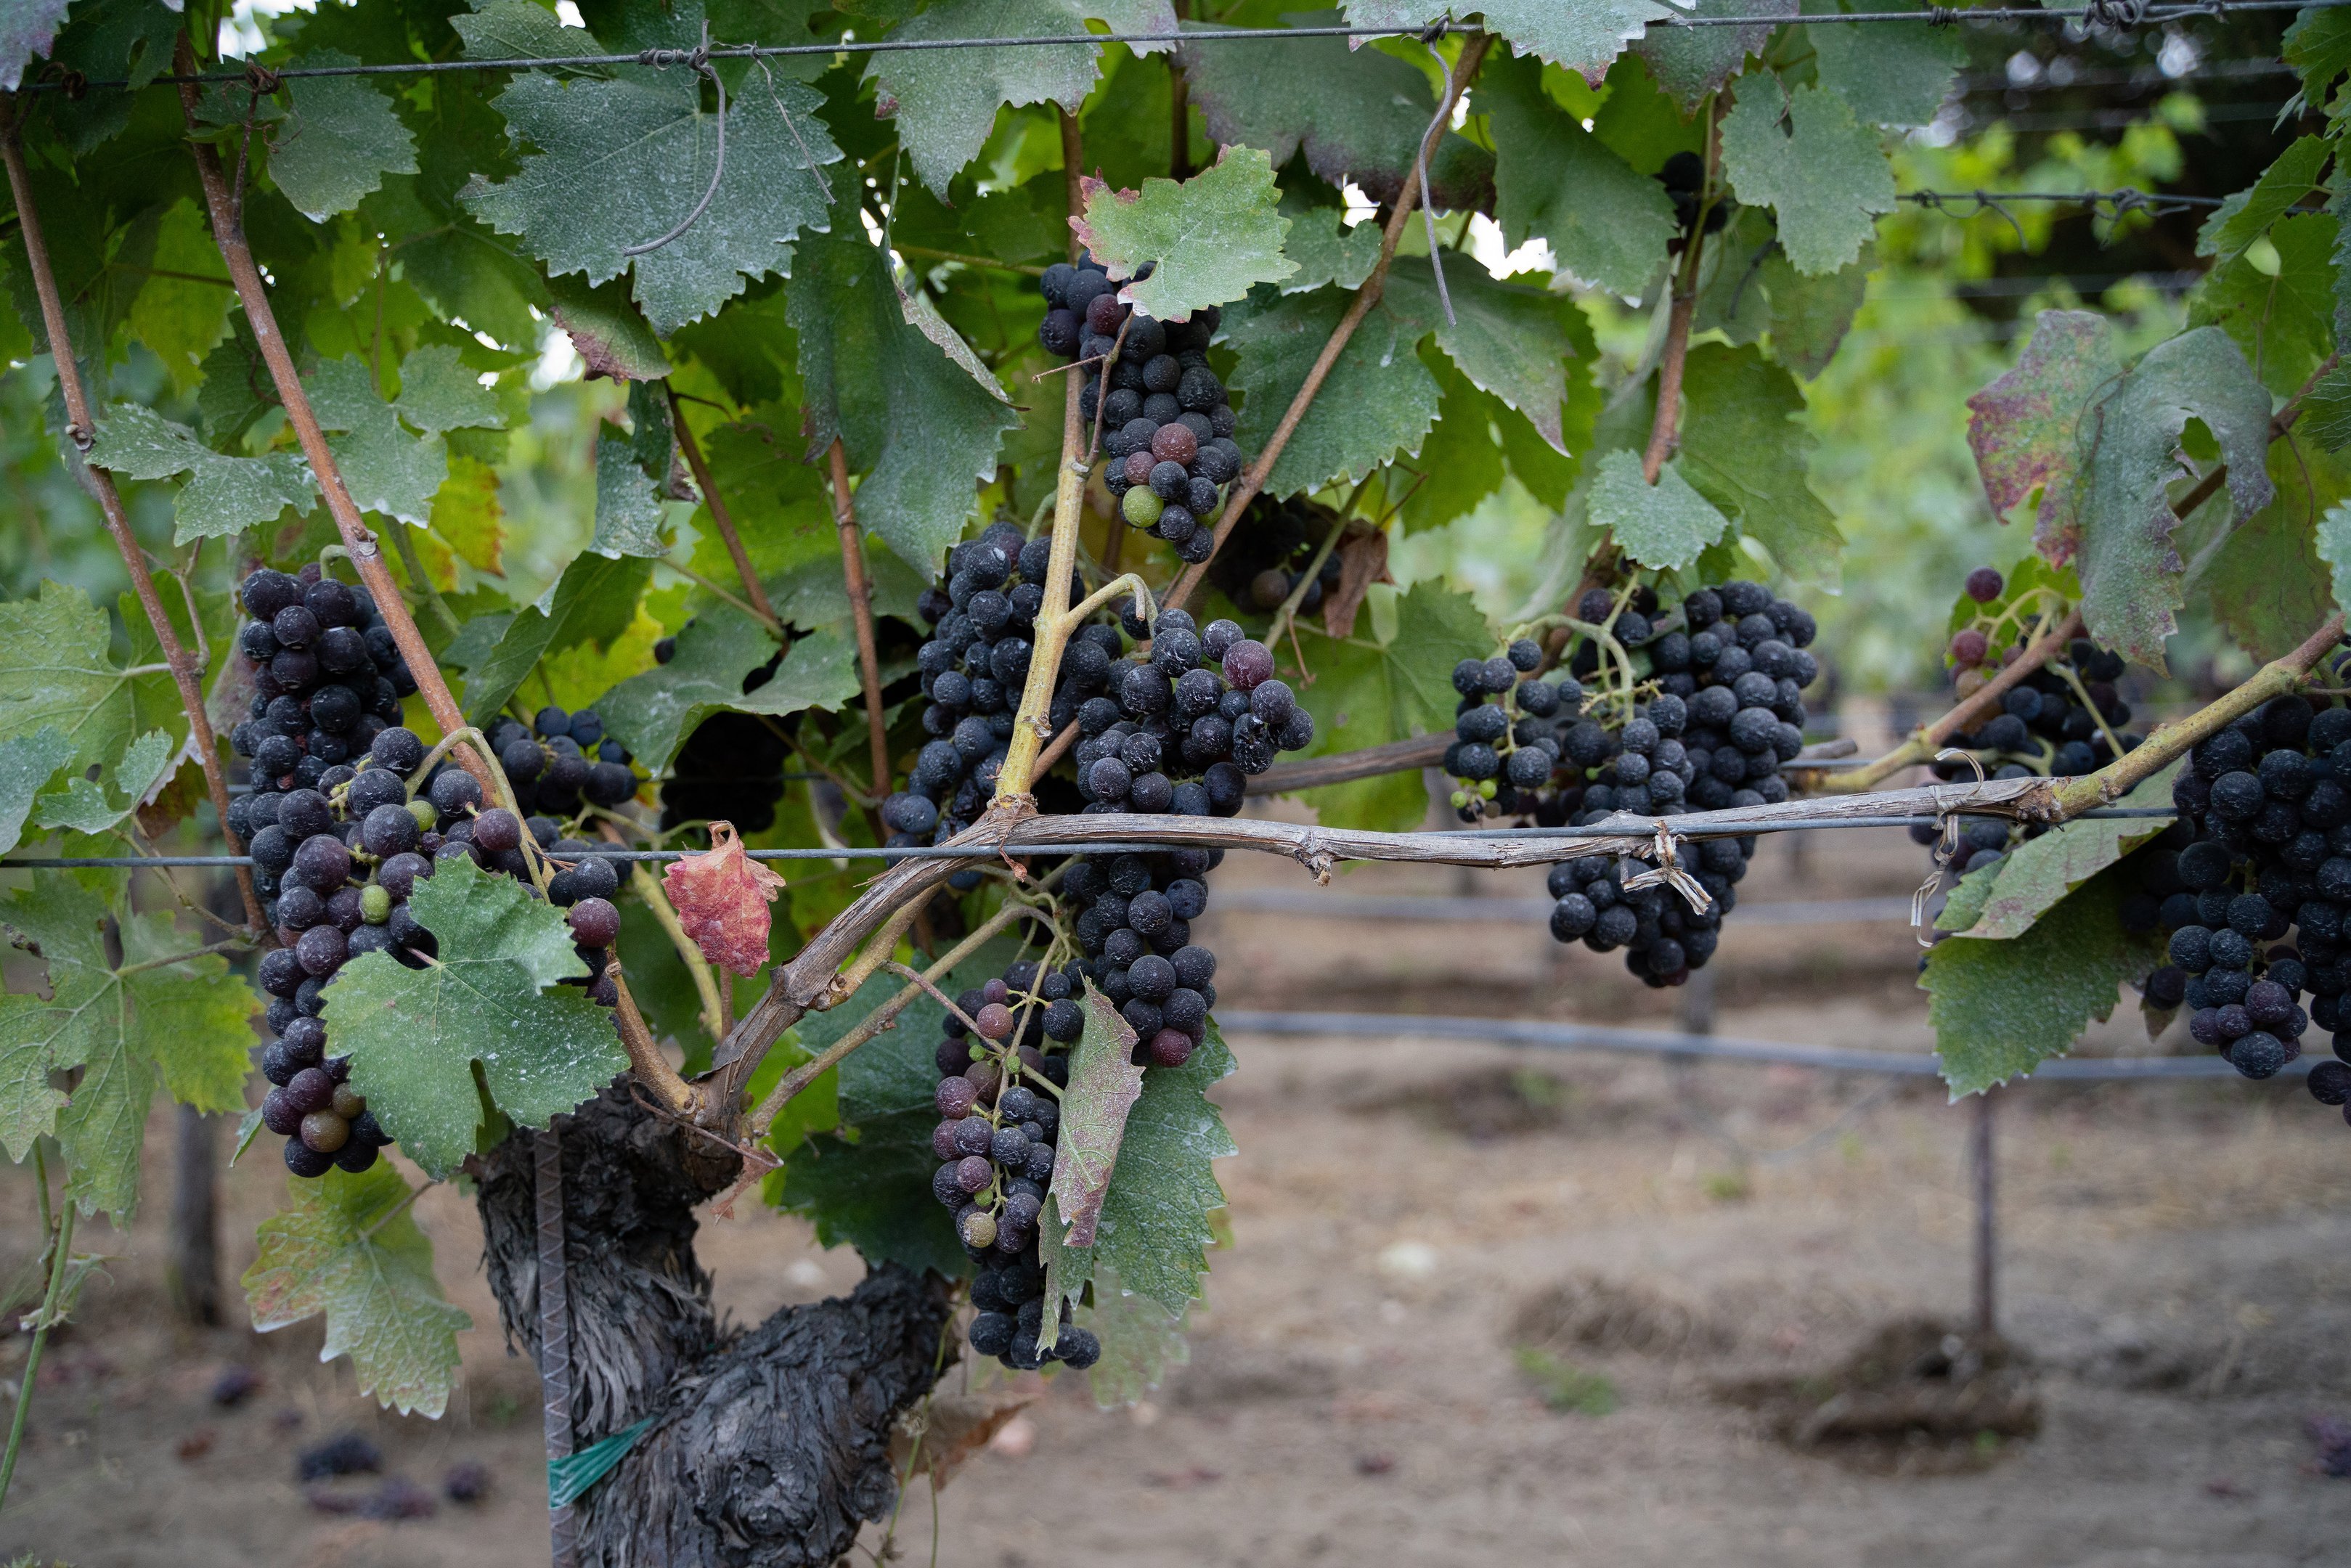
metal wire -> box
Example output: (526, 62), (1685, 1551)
(1901, 187), (2230, 213)
(23, 1), (2342, 92)
(1215, 1008), (2318, 1082)
(0, 807), (2180, 871)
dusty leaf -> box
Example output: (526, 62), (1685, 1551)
(2196, 136), (2332, 262)
(1717, 72), (1894, 277)
(1965, 310), (2120, 531)
(866, 0), (1097, 197)
(87, 403), (316, 543)
(1071, 150), (1297, 321)
(661, 821), (789, 976)
(1049, 987), (1146, 1250)
(269, 52), (419, 222)
(1636, 0), (1792, 110)
(324, 857), (627, 1180)
(1935, 767), (2177, 940)
(243, 1163), (470, 1418)
(0, 726), (73, 858)
(1589, 451), (1729, 573)
(1808, 4), (1962, 127)
(1481, 50), (1676, 298)
(33, 728), (175, 838)
(1675, 343), (1843, 586)
(1069, 1261), (1192, 1408)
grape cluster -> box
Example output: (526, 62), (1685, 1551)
(1060, 849), (1221, 1069)
(1072, 611), (1315, 811)
(225, 564), (417, 786)
(929, 958), (1101, 1373)
(1657, 151), (1730, 242)
(1939, 570), (2143, 785)
(483, 704), (640, 820)
(654, 632), (796, 833)
(1035, 255), (1242, 565)
(2131, 697), (2351, 1111)
(226, 568), (629, 1176)
(1206, 494), (1345, 616)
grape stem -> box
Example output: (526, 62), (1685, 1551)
(1806, 608), (2082, 794)
(410, 724), (550, 894)
(827, 438), (894, 806)
(0, 1151), (74, 1514)
(1159, 28), (1494, 617)
(608, 959), (696, 1113)
(1640, 92), (1727, 484)
(0, 111), (268, 936)
(382, 520), (464, 642)
(169, 35), (498, 801)
(880, 959), (990, 1039)
(2047, 610), (2347, 818)
(670, 388), (784, 636)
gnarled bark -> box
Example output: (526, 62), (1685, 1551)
(475, 1085), (956, 1567)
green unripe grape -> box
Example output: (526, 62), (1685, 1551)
(408, 798), (439, 833)
(960, 1208), (998, 1249)
(361, 884), (391, 924)
(1121, 486), (1163, 528)
(1478, 778), (1497, 799)
(1450, 790), (1468, 809)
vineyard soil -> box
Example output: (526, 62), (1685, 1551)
(1, 828), (2345, 1566)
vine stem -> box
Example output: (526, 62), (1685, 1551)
(607, 961), (695, 1112)
(0, 1153), (74, 1514)
(747, 897), (1048, 1138)
(1641, 94), (1725, 483)
(989, 338), (1093, 798)
(2050, 611), (2346, 816)
(1808, 608), (2084, 794)
(0, 113), (266, 936)
(171, 36), (496, 800)
(1160, 28), (1493, 617)
(670, 390), (781, 636)
(828, 438), (892, 802)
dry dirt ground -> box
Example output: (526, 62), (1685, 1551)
(5, 825), (2351, 1567)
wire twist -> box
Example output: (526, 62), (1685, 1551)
(1621, 822), (1716, 916)
(622, 25), (727, 258)
(1911, 748), (1989, 947)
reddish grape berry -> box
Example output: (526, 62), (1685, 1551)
(975, 1002), (1014, 1040)
(1149, 1027), (1194, 1068)
(955, 1155), (994, 1194)
(935, 1075), (978, 1117)
(472, 808), (522, 856)
(1222, 638), (1274, 691)
(568, 897), (621, 948)
(982, 978), (1010, 1005)
(1949, 628), (1989, 669)
(284, 1066), (336, 1115)
(1965, 567), (2004, 603)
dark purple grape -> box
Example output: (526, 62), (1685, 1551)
(258, 947), (306, 998)
(294, 923), (348, 978)
(272, 605), (320, 648)
(283, 1066), (336, 1116)
(471, 809), (522, 857)
(261, 1086), (303, 1135)
(290, 833), (352, 892)
(361, 802), (420, 857)
(427, 769), (484, 817)
(241, 568), (301, 619)
(378, 852), (433, 899)
(284, 1138), (334, 1177)
(332, 1140), (380, 1173)
(567, 897), (620, 948)
(370, 726), (425, 775)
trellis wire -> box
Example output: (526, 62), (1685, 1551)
(0, 807), (2183, 870)
(21, 0), (2344, 91)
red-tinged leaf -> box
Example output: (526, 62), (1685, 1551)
(1965, 309), (2119, 541)
(660, 821), (789, 976)
(1048, 986), (1146, 1249)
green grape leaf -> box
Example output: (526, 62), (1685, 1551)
(1177, 23), (1493, 211)
(0, 727), (73, 859)
(1480, 52), (1675, 299)
(33, 728), (175, 837)
(394, 343), (505, 436)
(1071, 149), (1297, 321)
(2321, 497), (2351, 629)
(323, 857), (628, 1181)
(1675, 343), (1843, 586)
(546, 271), (673, 381)
(1385, 257), (1579, 453)
(1276, 196), (1382, 295)
(1340, 0), (1666, 78)
(1635, 0), (1791, 110)
(1965, 309), (2119, 531)
(465, 49), (842, 335)
(594, 429), (670, 557)
(0, 0), (72, 92)
(0, 873), (256, 1218)
(243, 1164), (471, 1418)
(2196, 136), (2331, 262)
(2286, 3), (2351, 109)
(1287, 580), (1494, 831)
(31, 0), (178, 152)
(86, 404), (316, 543)
(788, 224), (1019, 573)
(2205, 432), (2347, 663)
(452, 0), (599, 65)
(1718, 72), (1894, 277)
(2046, 327), (2274, 672)
(1760, 245), (1871, 380)
(1068, 1260), (1190, 1408)
(1923, 861), (2168, 1097)
(128, 199), (234, 393)
(1397, 353), (1506, 534)
(1037, 1020), (1234, 1318)
(1807, 5), (1961, 128)
(2189, 209), (2339, 400)
(1934, 767), (2177, 939)
(867, 0), (1098, 196)
(309, 358), (449, 526)
(1223, 285), (1440, 497)
(1049, 988), (1146, 1249)
(595, 604), (847, 772)
(269, 52), (420, 222)
(1588, 450), (1730, 573)
(462, 552), (655, 724)
(0, 581), (167, 774)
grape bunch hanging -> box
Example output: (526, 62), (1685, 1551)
(1207, 494), (1346, 615)
(928, 957), (1101, 1373)
(226, 567), (632, 1176)
(2129, 695), (2351, 1113)
(1435, 580), (1819, 989)
(1036, 255), (1243, 565)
